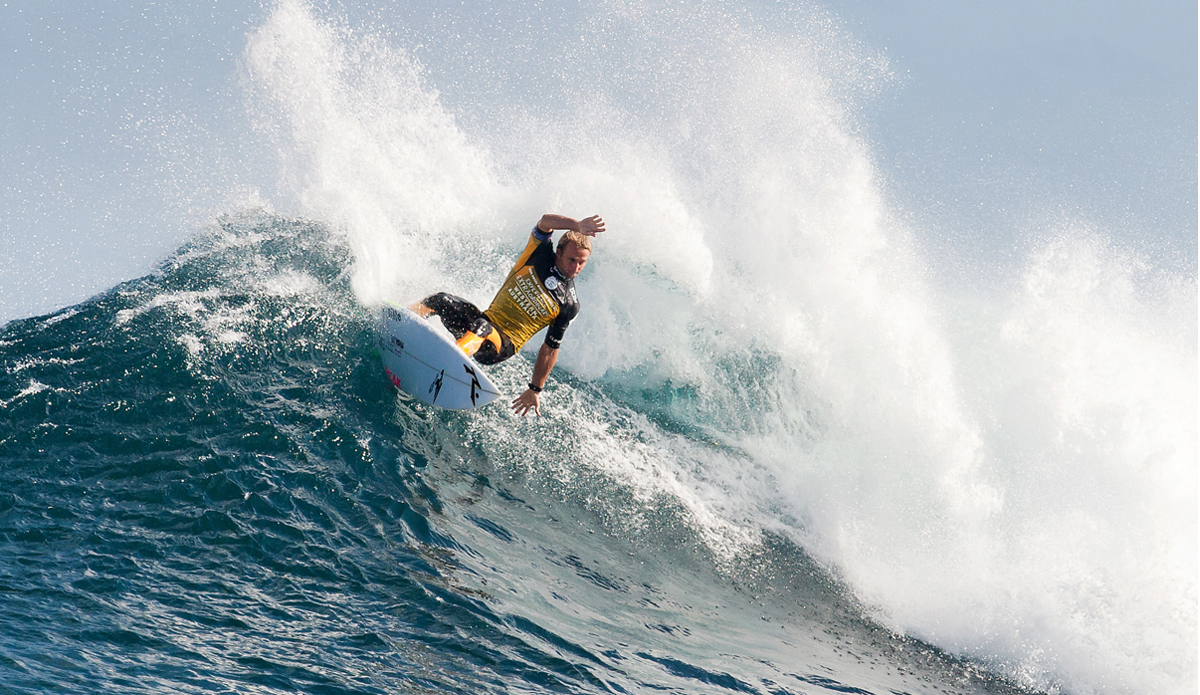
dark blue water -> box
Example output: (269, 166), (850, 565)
(0, 214), (1036, 694)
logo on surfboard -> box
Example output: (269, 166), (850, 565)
(428, 370), (445, 404)
(464, 365), (482, 405)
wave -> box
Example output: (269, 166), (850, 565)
(238, 2), (1196, 692)
(1, 1), (1193, 693)
(1, 213), (1037, 694)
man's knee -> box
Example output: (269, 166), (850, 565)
(415, 293), (480, 338)
(420, 292), (458, 315)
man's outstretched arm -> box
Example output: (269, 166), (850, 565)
(511, 343), (558, 417)
(537, 214), (605, 237)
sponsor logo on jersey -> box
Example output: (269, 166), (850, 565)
(507, 270), (555, 321)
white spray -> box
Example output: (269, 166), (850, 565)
(240, 2), (1196, 694)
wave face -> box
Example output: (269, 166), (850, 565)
(2, 2), (1194, 694)
(0, 214), (1026, 695)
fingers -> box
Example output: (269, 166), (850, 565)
(581, 215), (605, 236)
(510, 392), (541, 417)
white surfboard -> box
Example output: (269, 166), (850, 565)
(378, 302), (502, 410)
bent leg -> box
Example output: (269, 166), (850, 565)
(410, 293), (514, 363)
(415, 293), (481, 338)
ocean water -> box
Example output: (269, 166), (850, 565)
(2, 2), (1195, 695)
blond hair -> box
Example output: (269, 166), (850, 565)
(557, 230), (593, 253)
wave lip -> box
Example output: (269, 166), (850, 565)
(234, 2), (1195, 692)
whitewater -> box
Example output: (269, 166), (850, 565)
(1, 2), (1194, 695)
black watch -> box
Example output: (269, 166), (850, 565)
(527, 382), (543, 393)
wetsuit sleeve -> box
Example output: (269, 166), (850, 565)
(501, 226), (552, 278)
(544, 306), (576, 349)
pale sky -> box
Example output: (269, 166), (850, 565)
(2, 0), (1195, 324)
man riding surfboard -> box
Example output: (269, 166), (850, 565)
(411, 213), (605, 416)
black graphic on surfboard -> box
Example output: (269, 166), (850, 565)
(464, 365), (481, 406)
(378, 303), (502, 410)
(428, 370), (445, 404)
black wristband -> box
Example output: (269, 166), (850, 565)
(527, 382), (543, 393)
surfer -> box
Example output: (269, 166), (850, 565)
(411, 213), (605, 416)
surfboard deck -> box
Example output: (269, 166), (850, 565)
(378, 302), (502, 410)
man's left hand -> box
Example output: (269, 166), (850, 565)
(511, 388), (541, 417)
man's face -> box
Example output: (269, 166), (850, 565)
(555, 241), (591, 279)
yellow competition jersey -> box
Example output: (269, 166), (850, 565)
(483, 227), (579, 351)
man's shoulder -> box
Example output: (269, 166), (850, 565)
(521, 227), (555, 256)
(525, 236), (556, 265)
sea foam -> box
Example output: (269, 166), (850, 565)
(240, 3), (1196, 693)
